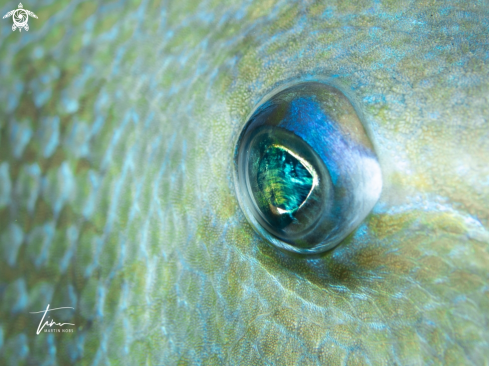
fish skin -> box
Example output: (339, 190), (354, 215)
(1, 0), (489, 364)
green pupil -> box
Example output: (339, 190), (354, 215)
(257, 145), (314, 214)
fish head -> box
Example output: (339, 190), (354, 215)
(0, 0), (488, 364)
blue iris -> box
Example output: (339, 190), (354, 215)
(234, 81), (382, 254)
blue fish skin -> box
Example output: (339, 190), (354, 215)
(1, 0), (489, 364)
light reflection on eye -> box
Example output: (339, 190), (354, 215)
(257, 144), (319, 215)
(234, 81), (382, 254)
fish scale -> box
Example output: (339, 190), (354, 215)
(1, 0), (489, 364)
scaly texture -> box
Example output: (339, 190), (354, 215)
(0, 0), (489, 365)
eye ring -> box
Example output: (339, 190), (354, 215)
(233, 81), (382, 254)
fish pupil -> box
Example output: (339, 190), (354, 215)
(256, 145), (314, 214)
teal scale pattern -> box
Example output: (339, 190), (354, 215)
(0, 0), (489, 364)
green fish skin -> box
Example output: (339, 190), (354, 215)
(1, 0), (488, 364)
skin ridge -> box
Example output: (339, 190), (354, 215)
(0, 0), (488, 364)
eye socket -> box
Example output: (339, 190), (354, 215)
(234, 81), (382, 254)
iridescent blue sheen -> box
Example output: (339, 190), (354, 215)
(234, 81), (382, 254)
(256, 145), (314, 214)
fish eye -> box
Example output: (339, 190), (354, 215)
(233, 81), (382, 254)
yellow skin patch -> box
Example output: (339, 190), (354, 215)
(0, 0), (488, 365)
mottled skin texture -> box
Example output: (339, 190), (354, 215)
(0, 0), (489, 364)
